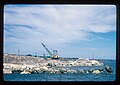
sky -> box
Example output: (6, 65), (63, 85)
(4, 5), (116, 59)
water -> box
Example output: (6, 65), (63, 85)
(3, 59), (116, 81)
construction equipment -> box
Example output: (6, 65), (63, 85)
(41, 43), (59, 59)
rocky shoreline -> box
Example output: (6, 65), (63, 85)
(3, 54), (113, 74)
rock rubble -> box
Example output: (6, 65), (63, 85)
(3, 63), (112, 74)
(3, 54), (112, 75)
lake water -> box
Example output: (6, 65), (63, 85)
(3, 59), (116, 81)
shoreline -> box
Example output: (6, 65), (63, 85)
(3, 54), (113, 74)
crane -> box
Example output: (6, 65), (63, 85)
(41, 43), (59, 59)
(41, 43), (52, 57)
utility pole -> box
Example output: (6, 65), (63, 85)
(18, 49), (20, 56)
(35, 52), (37, 57)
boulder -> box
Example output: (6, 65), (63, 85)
(92, 70), (101, 74)
(42, 66), (48, 71)
(4, 65), (12, 69)
(3, 69), (12, 74)
(89, 60), (103, 66)
(67, 70), (77, 73)
(30, 67), (43, 73)
(59, 68), (67, 74)
(12, 69), (23, 73)
(20, 71), (31, 74)
(88, 69), (94, 73)
(98, 68), (103, 72)
(77, 69), (86, 74)
(47, 63), (53, 67)
(105, 65), (113, 73)
(53, 69), (60, 74)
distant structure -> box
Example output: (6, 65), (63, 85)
(41, 43), (59, 59)
(35, 52), (37, 57)
(18, 49), (20, 56)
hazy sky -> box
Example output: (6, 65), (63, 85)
(4, 5), (116, 59)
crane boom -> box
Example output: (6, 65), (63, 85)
(41, 43), (52, 56)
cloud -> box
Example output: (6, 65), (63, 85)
(4, 5), (116, 55)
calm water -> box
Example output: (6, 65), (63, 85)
(3, 59), (116, 81)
